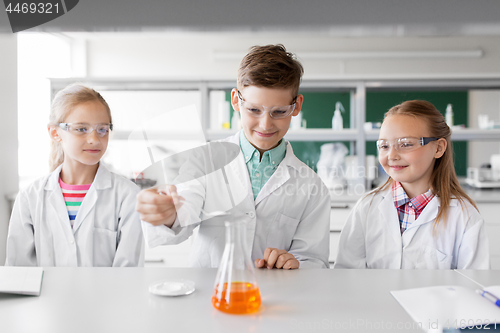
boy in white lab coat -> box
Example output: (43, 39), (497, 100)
(137, 44), (330, 269)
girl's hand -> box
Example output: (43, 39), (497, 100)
(135, 185), (183, 228)
(254, 248), (299, 270)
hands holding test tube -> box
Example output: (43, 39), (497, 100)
(255, 248), (300, 270)
(136, 185), (184, 228)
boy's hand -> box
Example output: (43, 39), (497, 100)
(254, 248), (299, 270)
(136, 185), (183, 228)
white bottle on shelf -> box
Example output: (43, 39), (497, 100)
(332, 101), (344, 130)
(445, 104), (454, 127)
(231, 111), (241, 130)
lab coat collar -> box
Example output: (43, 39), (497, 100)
(44, 162), (112, 191)
(379, 186), (451, 246)
(378, 188), (404, 250)
(255, 143), (304, 205)
(225, 131), (303, 206)
(45, 163), (111, 233)
(45, 164), (72, 234)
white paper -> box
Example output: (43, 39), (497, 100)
(391, 285), (500, 332)
(0, 267), (44, 296)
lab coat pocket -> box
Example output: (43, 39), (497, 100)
(435, 249), (453, 269)
(406, 246), (452, 269)
(266, 214), (300, 251)
(93, 228), (117, 267)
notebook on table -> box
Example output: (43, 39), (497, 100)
(0, 267), (44, 296)
(391, 285), (500, 332)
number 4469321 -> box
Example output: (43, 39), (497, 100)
(5, 2), (59, 14)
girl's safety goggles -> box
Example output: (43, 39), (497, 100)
(58, 123), (113, 137)
(376, 137), (439, 154)
(237, 90), (297, 119)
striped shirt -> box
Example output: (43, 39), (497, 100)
(59, 178), (91, 228)
(392, 181), (434, 234)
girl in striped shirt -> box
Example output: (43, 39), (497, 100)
(6, 84), (144, 267)
(335, 100), (489, 269)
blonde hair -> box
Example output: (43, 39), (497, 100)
(373, 100), (477, 231)
(48, 83), (112, 171)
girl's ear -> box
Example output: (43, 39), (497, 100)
(434, 138), (447, 158)
(48, 125), (61, 142)
(230, 88), (240, 112)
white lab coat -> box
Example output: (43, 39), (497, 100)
(142, 131), (330, 268)
(334, 188), (490, 269)
(6, 163), (144, 267)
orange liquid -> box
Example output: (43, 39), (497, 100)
(212, 282), (261, 314)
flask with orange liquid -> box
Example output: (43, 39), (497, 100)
(212, 221), (261, 314)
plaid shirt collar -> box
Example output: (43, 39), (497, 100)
(392, 181), (434, 215)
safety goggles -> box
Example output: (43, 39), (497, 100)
(376, 137), (439, 154)
(58, 123), (113, 137)
(237, 90), (297, 119)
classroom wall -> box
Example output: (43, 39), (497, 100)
(83, 34), (500, 79)
(78, 32), (500, 177)
(0, 34), (18, 265)
(469, 90), (500, 168)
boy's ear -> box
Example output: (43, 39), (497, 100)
(48, 125), (62, 142)
(292, 94), (304, 116)
(434, 138), (447, 158)
(230, 88), (240, 112)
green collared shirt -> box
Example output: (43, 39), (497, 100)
(239, 131), (287, 199)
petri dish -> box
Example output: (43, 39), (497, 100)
(149, 279), (196, 297)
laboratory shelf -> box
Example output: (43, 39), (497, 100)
(285, 129), (358, 141)
(112, 130), (208, 141)
(365, 129), (500, 141)
(205, 129), (359, 141)
(450, 129), (500, 141)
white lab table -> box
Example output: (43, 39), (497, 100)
(0, 268), (490, 333)
(455, 269), (500, 288)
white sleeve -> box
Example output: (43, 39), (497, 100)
(333, 197), (368, 269)
(457, 212), (490, 269)
(5, 191), (37, 266)
(141, 174), (206, 248)
(141, 205), (200, 248)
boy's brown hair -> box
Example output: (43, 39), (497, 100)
(237, 44), (304, 97)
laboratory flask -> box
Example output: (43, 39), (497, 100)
(212, 221), (261, 314)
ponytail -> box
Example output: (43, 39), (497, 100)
(49, 140), (64, 172)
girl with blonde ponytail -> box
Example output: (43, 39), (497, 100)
(6, 83), (144, 267)
(335, 100), (489, 269)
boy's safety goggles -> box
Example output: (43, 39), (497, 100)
(58, 123), (113, 137)
(376, 137), (439, 154)
(237, 90), (297, 119)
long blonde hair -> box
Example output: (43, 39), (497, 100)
(373, 100), (477, 230)
(48, 83), (112, 171)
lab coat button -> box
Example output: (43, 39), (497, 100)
(69, 240), (75, 244)
(248, 212), (255, 218)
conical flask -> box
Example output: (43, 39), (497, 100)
(212, 221), (261, 314)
